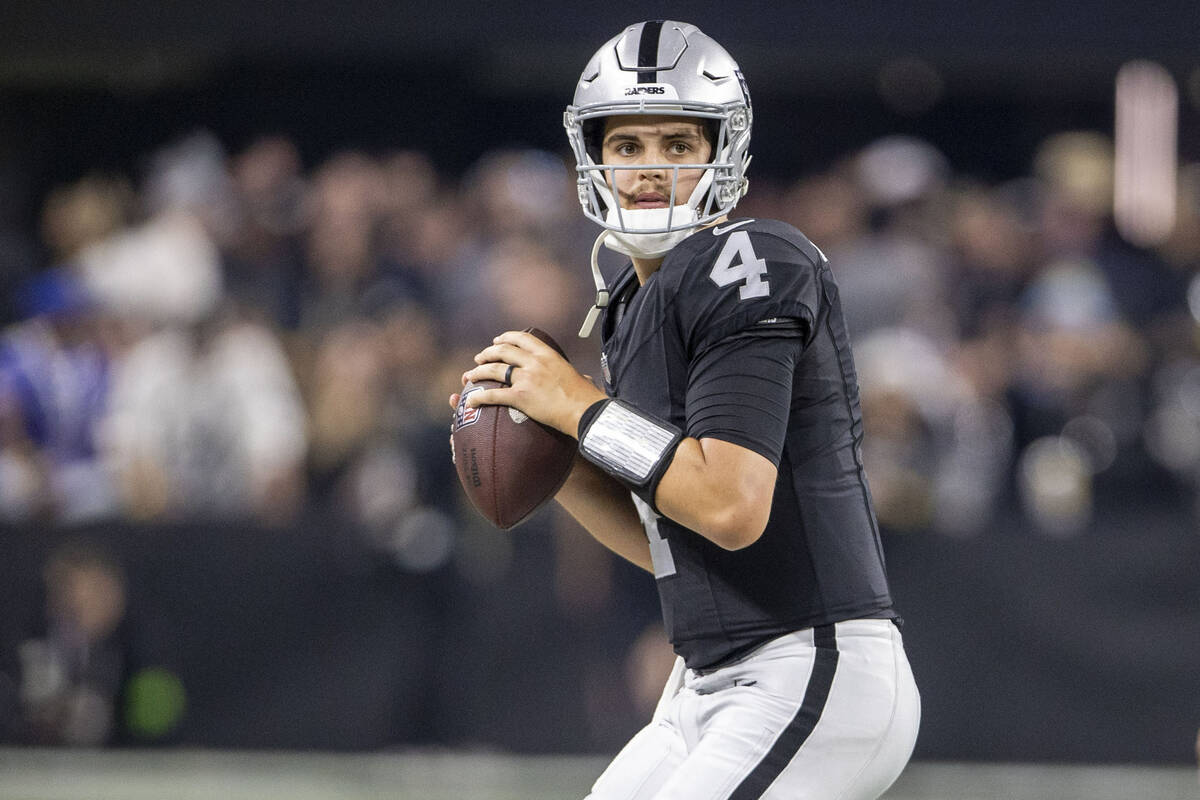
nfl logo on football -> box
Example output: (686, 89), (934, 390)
(457, 387), (483, 428)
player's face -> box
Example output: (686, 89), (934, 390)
(600, 115), (713, 211)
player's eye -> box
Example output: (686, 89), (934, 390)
(614, 142), (637, 157)
(668, 141), (691, 155)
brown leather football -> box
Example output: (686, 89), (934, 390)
(451, 328), (577, 529)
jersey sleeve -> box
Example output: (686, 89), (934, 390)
(685, 322), (804, 465)
(673, 226), (823, 359)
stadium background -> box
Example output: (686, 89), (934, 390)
(1, 0), (1198, 791)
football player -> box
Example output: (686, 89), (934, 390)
(453, 20), (920, 799)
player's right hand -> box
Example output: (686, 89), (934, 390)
(462, 330), (606, 439)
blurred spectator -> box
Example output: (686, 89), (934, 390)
(2, 540), (183, 746)
(462, 148), (578, 245)
(307, 317), (386, 482)
(0, 270), (115, 523)
(1005, 134), (1154, 532)
(102, 303), (308, 526)
(1035, 131), (1183, 329)
(141, 131), (240, 247)
(223, 135), (310, 329)
(824, 136), (957, 346)
(77, 210), (225, 332)
(779, 166), (870, 254)
(299, 151), (397, 335)
(443, 235), (582, 354)
(856, 327), (1013, 535)
(74, 131), (230, 337)
(40, 174), (134, 264)
(1034, 132), (1114, 256)
(376, 153), (470, 326)
(377, 149), (442, 268)
(1014, 255), (1146, 413)
(432, 149), (594, 351)
(306, 291), (461, 571)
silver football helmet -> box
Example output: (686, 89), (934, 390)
(564, 20), (753, 335)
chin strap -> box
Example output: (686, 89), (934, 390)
(578, 230), (611, 338)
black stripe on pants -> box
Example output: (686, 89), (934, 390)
(727, 624), (839, 799)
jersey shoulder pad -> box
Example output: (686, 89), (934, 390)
(739, 218), (828, 267)
(662, 218), (825, 356)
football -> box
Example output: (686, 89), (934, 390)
(451, 328), (577, 530)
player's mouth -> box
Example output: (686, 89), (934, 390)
(634, 192), (671, 208)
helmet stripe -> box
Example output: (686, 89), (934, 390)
(637, 20), (664, 83)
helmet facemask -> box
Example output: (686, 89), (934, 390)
(565, 103), (751, 258)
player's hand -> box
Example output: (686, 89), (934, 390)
(462, 330), (607, 437)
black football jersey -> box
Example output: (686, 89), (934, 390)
(599, 218), (895, 670)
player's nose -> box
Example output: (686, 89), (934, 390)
(635, 159), (667, 181)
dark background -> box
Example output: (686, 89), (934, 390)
(4, 497), (1198, 762)
(3, 2), (1199, 205)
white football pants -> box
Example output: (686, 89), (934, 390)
(586, 619), (920, 800)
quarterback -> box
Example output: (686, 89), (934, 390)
(455, 20), (920, 799)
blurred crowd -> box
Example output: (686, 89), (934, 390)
(3, 128), (1198, 536)
(2, 126), (1199, 746)
(0, 135), (597, 537)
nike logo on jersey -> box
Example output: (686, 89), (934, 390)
(712, 219), (754, 236)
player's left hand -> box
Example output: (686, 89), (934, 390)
(462, 330), (607, 438)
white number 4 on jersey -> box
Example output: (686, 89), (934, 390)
(709, 230), (769, 300)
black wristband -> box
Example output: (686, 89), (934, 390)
(577, 398), (683, 510)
